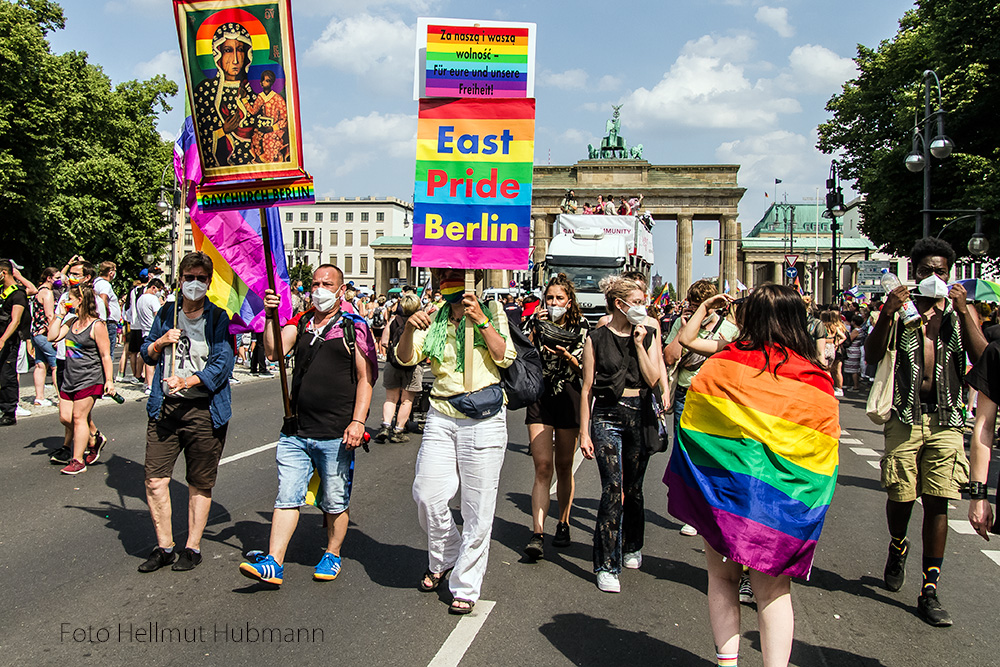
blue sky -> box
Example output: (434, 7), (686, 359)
(48, 0), (916, 284)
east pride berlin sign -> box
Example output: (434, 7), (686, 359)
(413, 98), (535, 269)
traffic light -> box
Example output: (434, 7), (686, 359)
(704, 238), (713, 256)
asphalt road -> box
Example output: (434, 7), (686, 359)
(2, 370), (999, 666)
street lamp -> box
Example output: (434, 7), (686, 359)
(825, 161), (847, 303)
(904, 70), (954, 238)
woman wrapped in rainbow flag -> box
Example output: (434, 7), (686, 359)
(664, 283), (840, 667)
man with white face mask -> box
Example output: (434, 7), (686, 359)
(240, 264), (377, 586)
(138, 252), (235, 574)
(865, 237), (987, 627)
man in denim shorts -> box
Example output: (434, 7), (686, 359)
(239, 265), (377, 585)
(865, 237), (986, 627)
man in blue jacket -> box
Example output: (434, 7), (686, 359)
(137, 252), (235, 573)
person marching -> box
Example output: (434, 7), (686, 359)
(47, 284), (114, 474)
(578, 274), (663, 593)
(137, 252), (235, 573)
(665, 285), (840, 667)
(377, 292), (423, 443)
(395, 268), (516, 615)
(523, 273), (590, 559)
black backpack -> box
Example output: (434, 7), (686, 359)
(385, 315), (407, 370)
(372, 306), (386, 329)
(498, 317), (544, 411)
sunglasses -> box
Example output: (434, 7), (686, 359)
(182, 274), (209, 283)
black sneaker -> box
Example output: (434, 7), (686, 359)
(917, 589), (953, 627)
(0, 413), (15, 426)
(739, 572), (755, 605)
(374, 425), (391, 443)
(552, 521), (571, 547)
(171, 548), (203, 572)
(884, 537), (908, 592)
(389, 430), (410, 444)
(525, 533), (544, 560)
(49, 446), (72, 465)
(138, 547), (176, 573)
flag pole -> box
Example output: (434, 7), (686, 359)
(258, 207), (293, 420)
(464, 269), (474, 391)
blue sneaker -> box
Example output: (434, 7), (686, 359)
(239, 551), (283, 585)
(314, 552), (342, 581)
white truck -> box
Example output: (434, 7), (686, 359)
(544, 214), (655, 324)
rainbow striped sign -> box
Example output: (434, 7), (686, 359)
(414, 18), (535, 100)
(412, 98), (534, 270)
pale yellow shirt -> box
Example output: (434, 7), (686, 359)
(396, 303), (517, 419)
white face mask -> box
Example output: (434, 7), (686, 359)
(917, 274), (949, 299)
(619, 302), (647, 326)
(182, 280), (208, 301)
(312, 287), (340, 313)
(548, 305), (567, 321)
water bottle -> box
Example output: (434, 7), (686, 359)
(106, 391), (126, 404)
(880, 269), (921, 327)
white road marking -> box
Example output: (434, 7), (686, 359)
(982, 551), (1000, 567)
(427, 600), (496, 667)
(867, 460), (881, 469)
(841, 430), (850, 436)
(550, 447), (585, 496)
(219, 441), (278, 466)
(949, 520), (977, 535)
(841, 438), (864, 445)
(850, 447), (880, 457)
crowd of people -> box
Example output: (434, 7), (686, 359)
(3, 234), (999, 666)
(559, 189), (645, 216)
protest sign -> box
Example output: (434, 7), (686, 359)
(412, 98), (535, 270)
(414, 18), (536, 100)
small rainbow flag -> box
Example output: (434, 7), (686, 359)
(174, 112), (292, 333)
(425, 24), (530, 98)
(664, 345), (840, 579)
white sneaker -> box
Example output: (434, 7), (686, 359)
(596, 571), (620, 593)
(834, 388), (844, 397)
(144, 387), (152, 396)
(15, 405), (31, 417)
(680, 523), (699, 537)
(623, 551), (642, 569)
(33, 398), (53, 407)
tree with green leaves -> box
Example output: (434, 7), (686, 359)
(288, 263), (314, 287)
(0, 0), (177, 287)
(818, 0), (1000, 258)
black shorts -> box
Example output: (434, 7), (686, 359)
(128, 330), (144, 353)
(525, 384), (581, 430)
(145, 399), (228, 489)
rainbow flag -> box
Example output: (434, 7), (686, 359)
(664, 345), (840, 579)
(174, 114), (292, 333)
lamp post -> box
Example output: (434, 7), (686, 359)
(825, 161), (847, 303)
(904, 69), (954, 238)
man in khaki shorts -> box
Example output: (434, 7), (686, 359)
(377, 293), (424, 443)
(865, 237), (986, 627)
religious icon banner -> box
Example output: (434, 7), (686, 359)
(412, 98), (535, 270)
(174, 0), (305, 184)
(413, 17), (536, 100)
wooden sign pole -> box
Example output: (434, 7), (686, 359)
(464, 269), (474, 391)
(258, 207), (293, 420)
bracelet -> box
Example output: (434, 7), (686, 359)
(475, 320), (491, 330)
(350, 419), (366, 427)
(968, 481), (988, 500)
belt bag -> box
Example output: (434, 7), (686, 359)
(443, 384), (504, 420)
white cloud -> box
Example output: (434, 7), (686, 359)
(596, 75), (622, 92)
(785, 44), (858, 92)
(134, 50), (183, 84)
(623, 34), (800, 131)
(755, 6), (794, 38)
(537, 68), (589, 91)
(306, 111), (416, 177)
(306, 15), (415, 94)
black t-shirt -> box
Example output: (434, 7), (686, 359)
(967, 340), (1000, 404)
(984, 323), (1000, 344)
(0, 287), (30, 345)
(504, 302), (522, 327)
(589, 326), (655, 407)
(292, 314), (357, 440)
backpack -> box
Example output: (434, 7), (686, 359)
(372, 306), (386, 329)
(385, 315), (407, 370)
(498, 315), (544, 411)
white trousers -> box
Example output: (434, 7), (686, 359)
(412, 405), (507, 602)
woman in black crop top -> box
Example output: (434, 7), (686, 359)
(579, 275), (663, 593)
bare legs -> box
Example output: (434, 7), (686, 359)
(144, 477), (214, 551)
(382, 387), (417, 429)
(58, 396), (96, 462)
(704, 541), (793, 667)
(528, 424), (578, 533)
(267, 507), (348, 564)
(33, 363), (55, 402)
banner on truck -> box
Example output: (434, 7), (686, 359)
(556, 214), (655, 264)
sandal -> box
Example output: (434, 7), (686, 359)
(418, 567), (453, 592)
(449, 598), (475, 615)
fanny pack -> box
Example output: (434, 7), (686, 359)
(439, 383), (504, 420)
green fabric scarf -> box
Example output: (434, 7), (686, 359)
(423, 300), (503, 373)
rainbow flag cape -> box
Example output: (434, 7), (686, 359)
(664, 345), (840, 579)
(174, 113), (292, 333)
